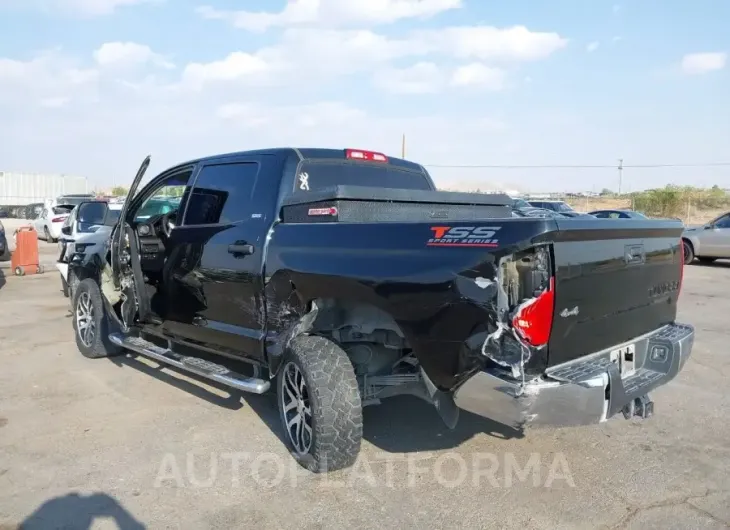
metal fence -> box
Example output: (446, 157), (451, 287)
(0, 172), (89, 205)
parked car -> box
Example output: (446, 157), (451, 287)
(67, 148), (693, 474)
(682, 211), (730, 265)
(0, 219), (8, 261)
(57, 201), (123, 299)
(511, 198), (570, 218)
(33, 204), (75, 242)
(589, 209), (648, 219)
(526, 200), (593, 218)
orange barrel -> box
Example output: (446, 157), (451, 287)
(10, 227), (43, 276)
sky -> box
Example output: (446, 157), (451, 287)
(0, 0), (728, 193)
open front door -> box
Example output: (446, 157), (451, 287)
(110, 156), (152, 330)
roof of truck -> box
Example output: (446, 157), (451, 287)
(175, 147), (427, 174)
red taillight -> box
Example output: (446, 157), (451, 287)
(345, 149), (388, 162)
(679, 238), (684, 294)
(308, 207), (338, 217)
(512, 277), (555, 347)
(52, 216), (66, 223)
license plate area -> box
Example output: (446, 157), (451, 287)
(610, 344), (636, 378)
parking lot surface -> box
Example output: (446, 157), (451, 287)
(0, 255), (728, 529)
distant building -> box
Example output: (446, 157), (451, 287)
(0, 171), (89, 205)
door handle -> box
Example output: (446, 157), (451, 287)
(228, 243), (254, 257)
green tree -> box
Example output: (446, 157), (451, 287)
(111, 185), (128, 196)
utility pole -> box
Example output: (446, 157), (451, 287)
(401, 134), (406, 158)
(618, 158), (624, 195)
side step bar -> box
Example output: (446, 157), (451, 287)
(109, 333), (270, 394)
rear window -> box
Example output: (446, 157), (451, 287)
(52, 205), (74, 215)
(294, 161), (432, 193)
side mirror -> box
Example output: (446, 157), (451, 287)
(61, 225), (72, 236)
(77, 201), (109, 225)
(704, 224), (714, 230)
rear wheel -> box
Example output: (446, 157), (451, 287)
(277, 335), (362, 473)
(682, 239), (695, 265)
(72, 279), (123, 359)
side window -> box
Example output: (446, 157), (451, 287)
(592, 212), (607, 218)
(133, 170), (192, 223)
(608, 212), (621, 219)
(184, 162), (259, 226)
(714, 215), (730, 229)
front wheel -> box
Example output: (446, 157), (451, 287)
(277, 335), (362, 473)
(682, 239), (695, 265)
(72, 279), (123, 359)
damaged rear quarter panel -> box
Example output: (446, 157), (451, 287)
(263, 218), (558, 389)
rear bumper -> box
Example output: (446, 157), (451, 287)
(453, 323), (694, 430)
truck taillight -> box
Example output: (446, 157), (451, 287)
(679, 238), (684, 294)
(345, 149), (388, 162)
(512, 277), (555, 347)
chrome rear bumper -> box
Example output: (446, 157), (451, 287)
(453, 323), (695, 430)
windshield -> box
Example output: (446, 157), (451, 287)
(294, 161), (433, 193)
(135, 197), (179, 221)
(56, 196), (94, 206)
(52, 205), (74, 215)
(554, 202), (574, 212)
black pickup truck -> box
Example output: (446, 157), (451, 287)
(67, 147), (694, 473)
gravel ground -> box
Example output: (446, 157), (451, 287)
(0, 258), (728, 529)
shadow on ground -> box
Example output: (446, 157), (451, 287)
(109, 353), (522, 457)
(691, 259), (730, 268)
(15, 492), (145, 529)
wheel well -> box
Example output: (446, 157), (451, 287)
(682, 237), (695, 254)
(306, 298), (413, 376)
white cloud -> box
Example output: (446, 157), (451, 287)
(420, 25), (568, 62)
(450, 63), (504, 89)
(586, 41), (600, 53)
(373, 62), (444, 94)
(196, 0), (463, 32)
(39, 96), (70, 108)
(178, 25), (566, 91)
(0, 0), (159, 16)
(680, 52), (727, 75)
(93, 42), (174, 69)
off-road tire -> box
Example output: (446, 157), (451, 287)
(682, 239), (695, 265)
(72, 279), (123, 359)
(277, 335), (363, 473)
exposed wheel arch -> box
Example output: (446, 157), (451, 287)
(682, 238), (695, 265)
(267, 297), (410, 377)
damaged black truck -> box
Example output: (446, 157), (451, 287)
(67, 147), (694, 473)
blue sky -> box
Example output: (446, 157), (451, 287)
(0, 0), (728, 192)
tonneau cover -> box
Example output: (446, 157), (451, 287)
(281, 186), (512, 223)
(283, 185), (512, 207)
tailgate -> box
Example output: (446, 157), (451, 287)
(547, 218), (685, 367)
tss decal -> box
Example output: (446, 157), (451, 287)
(427, 226), (502, 247)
